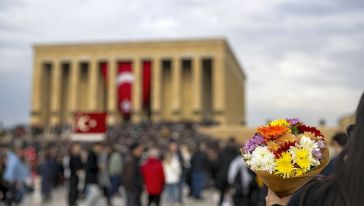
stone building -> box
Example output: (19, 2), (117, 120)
(30, 38), (246, 129)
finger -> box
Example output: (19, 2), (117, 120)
(267, 188), (273, 196)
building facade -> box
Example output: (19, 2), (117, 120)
(30, 38), (246, 128)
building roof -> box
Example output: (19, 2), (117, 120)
(33, 37), (245, 78)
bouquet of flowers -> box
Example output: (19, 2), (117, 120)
(242, 118), (329, 196)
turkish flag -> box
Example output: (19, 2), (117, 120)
(74, 112), (106, 134)
(117, 61), (133, 118)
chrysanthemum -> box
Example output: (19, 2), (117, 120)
(290, 147), (311, 172)
(300, 132), (317, 140)
(267, 141), (280, 152)
(275, 152), (295, 178)
(276, 133), (297, 145)
(297, 124), (323, 137)
(243, 134), (265, 154)
(248, 146), (276, 174)
(295, 168), (304, 176)
(299, 136), (319, 153)
(257, 125), (289, 141)
(269, 119), (290, 127)
(274, 141), (296, 158)
(286, 118), (301, 125)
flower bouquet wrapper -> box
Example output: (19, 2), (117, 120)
(254, 148), (329, 197)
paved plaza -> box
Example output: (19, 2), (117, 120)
(25, 186), (220, 206)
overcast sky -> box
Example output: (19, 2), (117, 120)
(0, 0), (363, 127)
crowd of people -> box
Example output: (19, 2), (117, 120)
(0, 121), (269, 206)
(0, 117), (355, 206)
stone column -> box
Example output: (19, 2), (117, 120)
(151, 58), (161, 121)
(192, 57), (202, 122)
(68, 60), (79, 124)
(172, 57), (181, 121)
(213, 55), (226, 124)
(132, 59), (142, 122)
(88, 59), (98, 111)
(107, 59), (118, 126)
(30, 58), (43, 126)
(50, 60), (62, 126)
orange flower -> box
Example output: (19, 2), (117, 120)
(257, 125), (289, 141)
(267, 141), (280, 152)
(276, 133), (297, 145)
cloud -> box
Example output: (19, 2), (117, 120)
(0, 0), (363, 126)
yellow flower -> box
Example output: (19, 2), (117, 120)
(274, 152), (295, 178)
(270, 119), (290, 127)
(291, 147), (311, 172)
(295, 168), (304, 176)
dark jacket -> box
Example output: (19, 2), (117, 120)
(69, 155), (83, 177)
(217, 145), (239, 188)
(122, 155), (143, 193)
(38, 159), (57, 193)
(85, 151), (99, 185)
(320, 157), (337, 177)
(288, 176), (333, 206)
(191, 150), (208, 172)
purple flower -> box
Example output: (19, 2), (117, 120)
(317, 140), (325, 149)
(287, 118), (301, 125)
(243, 134), (265, 154)
(312, 149), (322, 159)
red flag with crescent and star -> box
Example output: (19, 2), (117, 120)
(72, 112), (106, 141)
(117, 61), (133, 118)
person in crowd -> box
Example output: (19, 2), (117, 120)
(206, 145), (219, 188)
(266, 92), (364, 206)
(83, 143), (103, 206)
(167, 141), (184, 204)
(228, 153), (253, 206)
(321, 132), (348, 176)
(141, 147), (165, 206)
(55, 152), (65, 187)
(49, 147), (61, 188)
(3, 146), (31, 205)
(99, 145), (112, 206)
(38, 149), (57, 203)
(180, 144), (192, 196)
(190, 143), (209, 200)
(216, 138), (240, 206)
(68, 143), (84, 206)
(0, 148), (8, 203)
(163, 149), (182, 206)
(122, 142), (144, 206)
(109, 146), (123, 197)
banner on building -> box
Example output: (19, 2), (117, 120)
(71, 112), (106, 141)
(117, 61), (133, 119)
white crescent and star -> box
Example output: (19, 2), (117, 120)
(117, 72), (134, 85)
(76, 115), (98, 132)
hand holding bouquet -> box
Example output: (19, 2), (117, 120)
(242, 118), (329, 196)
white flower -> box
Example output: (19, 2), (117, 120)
(243, 153), (253, 166)
(248, 146), (276, 174)
(311, 158), (320, 166)
(299, 136), (319, 152)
